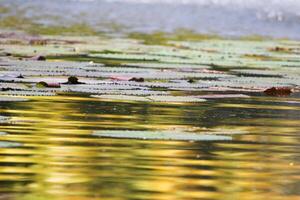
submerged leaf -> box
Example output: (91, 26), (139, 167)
(93, 130), (232, 141)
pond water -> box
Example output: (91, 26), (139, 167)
(2, 0), (300, 39)
(0, 94), (299, 200)
(1, 4), (300, 197)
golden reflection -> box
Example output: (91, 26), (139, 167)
(0, 95), (299, 200)
(217, 103), (300, 111)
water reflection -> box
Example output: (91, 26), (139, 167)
(0, 95), (299, 200)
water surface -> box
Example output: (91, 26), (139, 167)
(2, 0), (300, 39)
(0, 94), (299, 200)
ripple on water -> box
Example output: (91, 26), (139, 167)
(0, 94), (298, 200)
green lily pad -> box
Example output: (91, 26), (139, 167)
(92, 130), (232, 141)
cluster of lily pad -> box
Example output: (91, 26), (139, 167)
(0, 32), (299, 141)
(0, 32), (299, 103)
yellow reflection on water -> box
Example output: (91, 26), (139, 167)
(0, 95), (299, 200)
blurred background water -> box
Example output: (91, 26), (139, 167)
(1, 0), (300, 39)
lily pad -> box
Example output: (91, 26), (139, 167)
(195, 94), (250, 99)
(92, 130), (232, 141)
(0, 96), (29, 101)
(92, 95), (206, 103)
(0, 116), (10, 123)
(0, 91), (56, 96)
(0, 44), (84, 57)
(0, 132), (7, 135)
(0, 141), (22, 148)
(89, 53), (162, 61)
(0, 83), (29, 90)
(123, 63), (210, 69)
(87, 90), (168, 96)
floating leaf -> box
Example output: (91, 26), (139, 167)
(0, 91), (56, 96)
(92, 95), (206, 103)
(92, 130), (232, 141)
(0, 44), (85, 56)
(0, 60), (103, 71)
(123, 80), (212, 90)
(195, 94), (250, 99)
(232, 69), (284, 77)
(0, 83), (29, 90)
(0, 141), (22, 148)
(0, 96), (29, 101)
(88, 90), (168, 96)
(91, 95), (151, 102)
(0, 116), (10, 123)
(89, 53), (162, 61)
(123, 63), (210, 69)
(61, 82), (146, 91)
